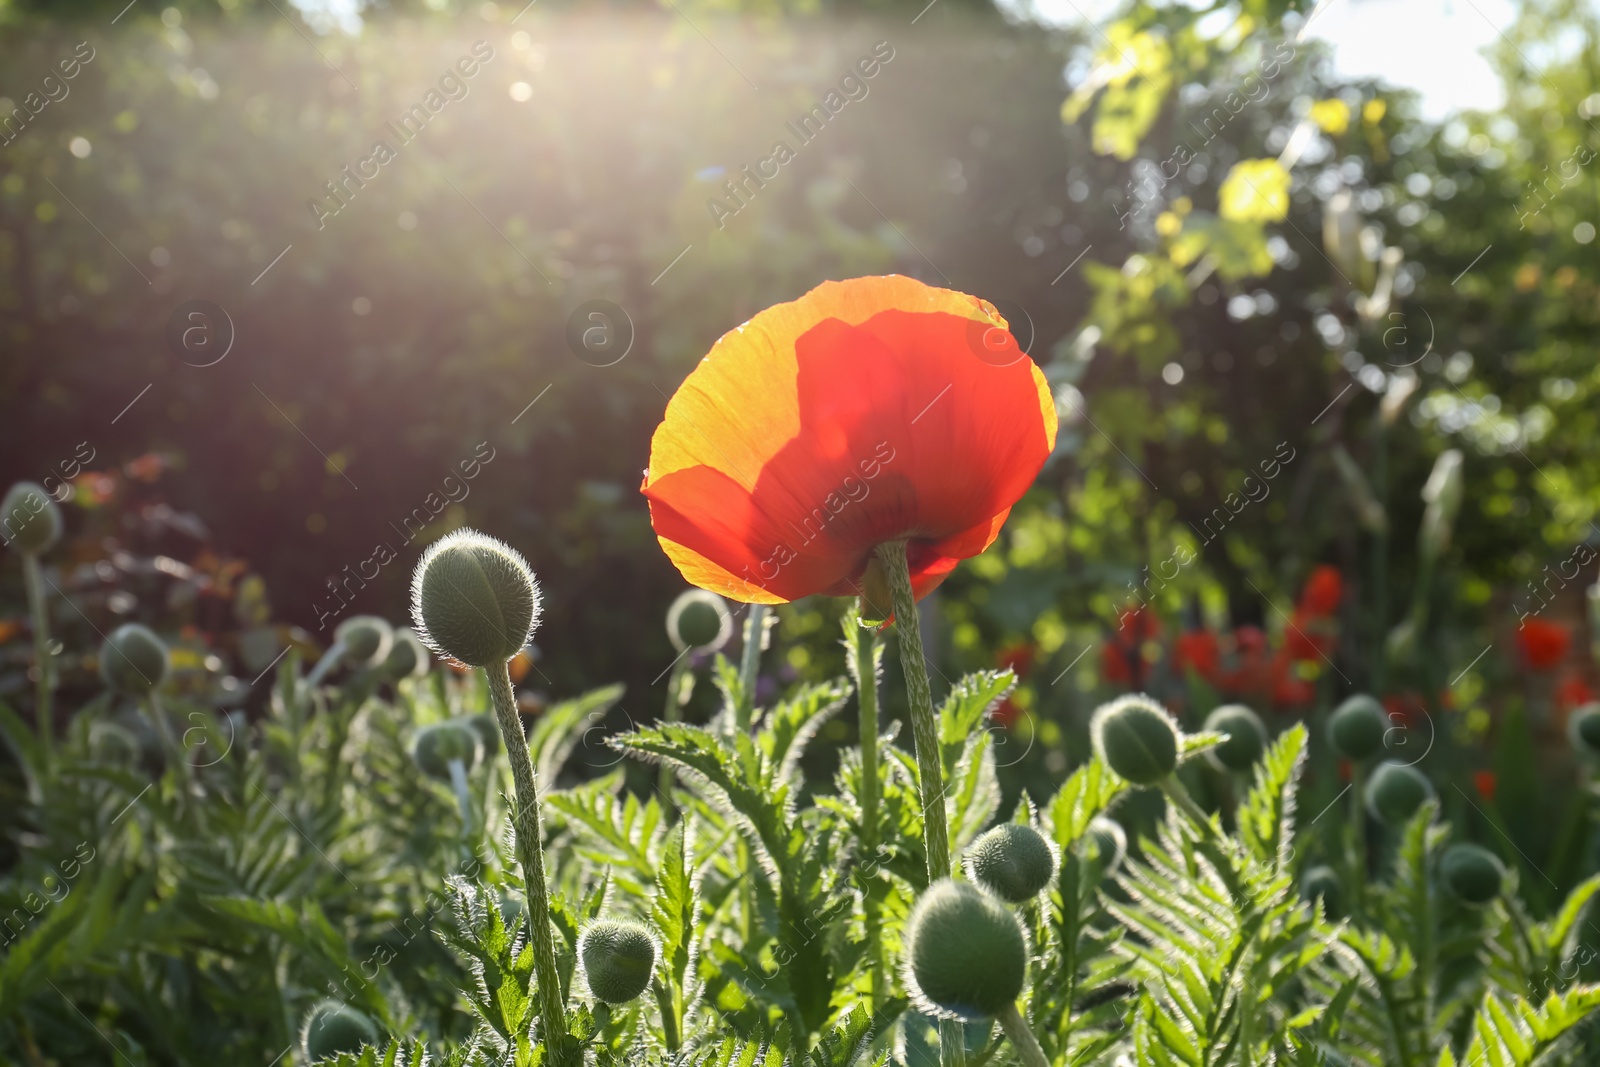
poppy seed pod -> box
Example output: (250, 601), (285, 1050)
(1439, 843), (1504, 905)
(1568, 703), (1600, 758)
(1204, 704), (1267, 772)
(1090, 694), (1179, 786)
(335, 615), (393, 668)
(301, 1000), (380, 1062)
(579, 919), (658, 1004)
(1080, 816), (1127, 882)
(904, 879), (1026, 1020)
(411, 529), (541, 668)
(467, 712), (502, 759)
(965, 824), (1056, 903)
(99, 624), (169, 695)
(1364, 761), (1434, 826)
(412, 721), (481, 780)
(666, 589), (733, 653)
(1328, 695), (1388, 762)
(1, 481), (63, 556)
(382, 626), (429, 679)
(1302, 865), (1341, 918)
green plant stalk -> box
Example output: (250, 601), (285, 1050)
(653, 978), (682, 1053)
(1372, 420), (1388, 693)
(304, 641), (347, 690)
(997, 1003), (1050, 1067)
(1159, 775), (1216, 838)
(485, 662), (567, 1055)
(878, 540), (951, 883)
(851, 617), (886, 1010)
(735, 604), (768, 731)
(659, 657), (690, 799)
(1350, 761), (1368, 891)
(448, 758), (473, 828)
(22, 553), (51, 751)
(147, 692), (189, 789)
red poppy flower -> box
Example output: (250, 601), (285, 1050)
(1557, 673), (1595, 712)
(991, 696), (1024, 729)
(1284, 610), (1337, 663)
(1115, 605), (1162, 644)
(1219, 626), (1271, 695)
(1516, 618), (1570, 671)
(1383, 692), (1426, 731)
(1175, 629), (1220, 682)
(1100, 641), (1135, 685)
(641, 276), (1057, 605)
(1472, 769), (1497, 802)
(1269, 651), (1315, 707)
(1297, 565), (1343, 618)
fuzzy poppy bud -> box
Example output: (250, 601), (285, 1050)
(412, 721), (481, 780)
(382, 626), (429, 679)
(1204, 704), (1267, 772)
(1, 481), (63, 556)
(1080, 817), (1126, 882)
(1302, 865), (1341, 918)
(1364, 761), (1434, 826)
(666, 589), (732, 653)
(301, 1000), (380, 1062)
(965, 824), (1055, 903)
(904, 879), (1026, 1020)
(411, 529), (540, 668)
(467, 712), (502, 759)
(99, 624), (169, 696)
(1090, 694), (1179, 786)
(579, 919), (658, 1004)
(1568, 702), (1600, 758)
(335, 615), (393, 668)
(1328, 694), (1388, 762)
(1439, 843), (1504, 905)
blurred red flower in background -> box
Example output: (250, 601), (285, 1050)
(1515, 618), (1570, 670)
(1175, 629), (1221, 682)
(1557, 673), (1595, 711)
(1298, 565), (1343, 617)
(1283, 610), (1335, 662)
(1269, 652), (1315, 707)
(995, 642), (1035, 678)
(991, 696), (1024, 729)
(1473, 770), (1497, 802)
(1101, 605), (1159, 686)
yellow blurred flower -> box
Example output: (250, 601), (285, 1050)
(1310, 99), (1350, 136)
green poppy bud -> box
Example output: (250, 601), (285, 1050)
(467, 712), (502, 759)
(90, 721), (142, 767)
(1328, 694), (1388, 762)
(1439, 843), (1504, 905)
(1, 481), (63, 555)
(411, 529), (540, 668)
(1364, 761), (1434, 827)
(904, 879), (1026, 1020)
(666, 589), (732, 653)
(965, 824), (1056, 903)
(335, 615), (393, 668)
(301, 1000), (380, 1062)
(382, 626), (429, 679)
(1090, 694), (1179, 786)
(1302, 864), (1341, 918)
(1204, 704), (1267, 772)
(1080, 816), (1126, 882)
(412, 721), (481, 780)
(99, 624), (169, 695)
(1568, 702), (1600, 758)
(579, 919), (658, 1004)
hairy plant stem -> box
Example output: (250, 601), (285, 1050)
(1159, 776), (1217, 838)
(23, 553), (51, 753)
(653, 979), (683, 1052)
(1350, 761), (1368, 891)
(735, 604), (768, 731)
(147, 692), (189, 791)
(659, 657), (691, 799)
(850, 616), (887, 1010)
(997, 1003), (1050, 1067)
(303, 641), (347, 690)
(448, 758), (473, 828)
(877, 541), (951, 883)
(486, 662), (567, 1056)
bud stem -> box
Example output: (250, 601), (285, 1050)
(304, 641), (347, 690)
(485, 662), (568, 1056)
(448, 758), (473, 828)
(659, 657), (691, 799)
(1159, 775), (1216, 837)
(23, 553), (51, 753)
(848, 610), (886, 1010)
(997, 1002), (1050, 1067)
(876, 540), (951, 883)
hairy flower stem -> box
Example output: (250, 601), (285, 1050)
(23, 553), (51, 753)
(1349, 762), (1368, 890)
(997, 1003), (1050, 1067)
(147, 692), (189, 791)
(659, 657), (690, 800)
(486, 662), (567, 1056)
(850, 615), (886, 1010)
(735, 604), (768, 731)
(878, 540), (951, 884)
(1159, 776), (1217, 838)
